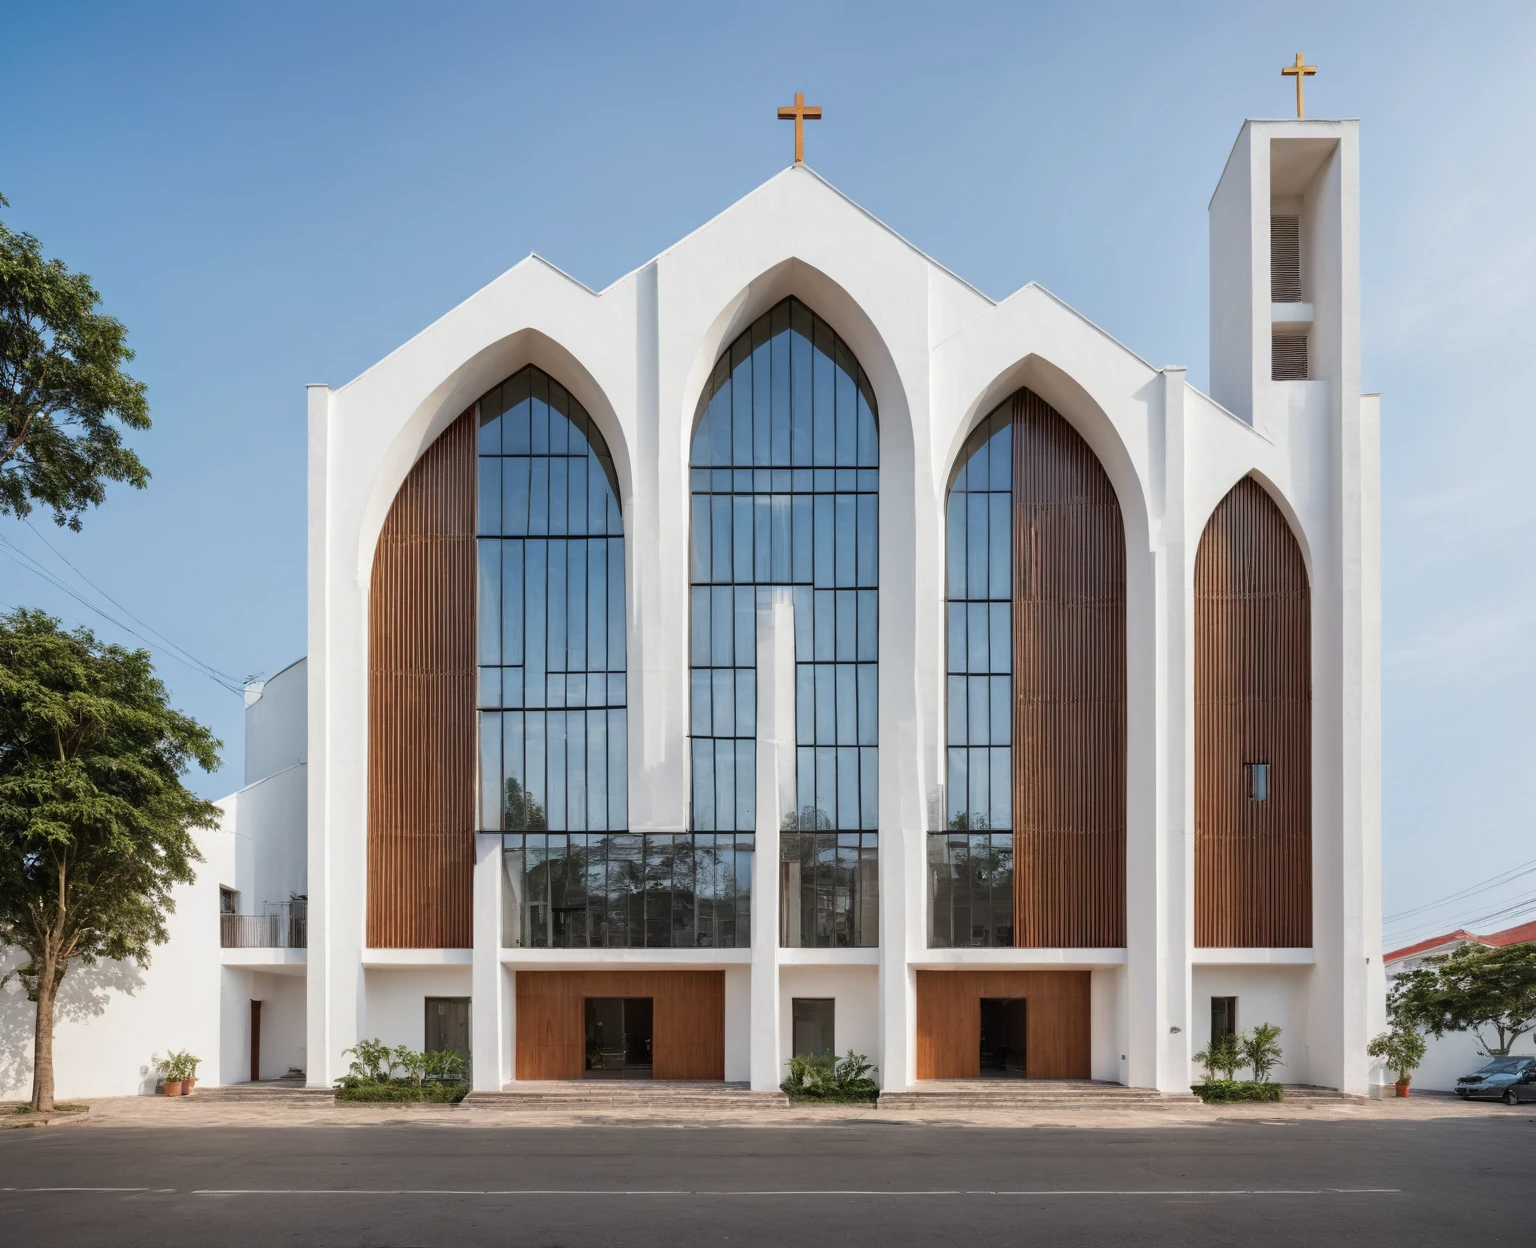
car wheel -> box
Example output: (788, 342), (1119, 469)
(1503, 1090), (1519, 1107)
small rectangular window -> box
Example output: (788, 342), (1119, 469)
(1247, 762), (1270, 802)
(219, 886), (239, 916)
(1211, 996), (1238, 1040)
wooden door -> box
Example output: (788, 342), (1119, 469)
(916, 970), (1090, 1080)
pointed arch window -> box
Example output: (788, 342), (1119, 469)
(689, 298), (880, 948)
(931, 389), (1126, 949)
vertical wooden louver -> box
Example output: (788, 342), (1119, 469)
(1194, 476), (1311, 948)
(367, 410), (476, 948)
(1010, 389), (1127, 947)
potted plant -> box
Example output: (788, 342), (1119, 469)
(155, 1053), (182, 1097)
(1367, 1027), (1427, 1097)
(178, 1051), (202, 1094)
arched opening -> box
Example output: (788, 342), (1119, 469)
(1194, 476), (1312, 948)
(689, 296), (880, 949)
(930, 387), (1126, 950)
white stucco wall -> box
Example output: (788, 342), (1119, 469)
(1190, 965), (1314, 1086)
(362, 968), (474, 1055)
(778, 964), (880, 1073)
(0, 822), (229, 1099)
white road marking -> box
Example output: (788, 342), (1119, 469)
(184, 1187), (1402, 1197)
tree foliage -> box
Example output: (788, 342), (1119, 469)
(0, 192), (150, 530)
(1367, 1027), (1427, 1083)
(0, 608), (220, 1108)
(1240, 1023), (1285, 1083)
(1390, 942), (1536, 1057)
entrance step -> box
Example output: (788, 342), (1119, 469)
(1277, 1084), (1362, 1102)
(464, 1081), (789, 1110)
(878, 1080), (1191, 1110)
(191, 1080), (335, 1104)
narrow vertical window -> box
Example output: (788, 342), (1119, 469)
(691, 298), (879, 948)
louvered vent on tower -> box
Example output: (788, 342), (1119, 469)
(1270, 216), (1302, 302)
(1271, 335), (1308, 381)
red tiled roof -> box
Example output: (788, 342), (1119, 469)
(1385, 919), (1536, 964)
(1485, 919), (1536, 947)
(1384, 929), (1484, 964)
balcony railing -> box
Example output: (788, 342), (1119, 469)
(220, 912), (308, 949)
(927, 830), (1013, 947)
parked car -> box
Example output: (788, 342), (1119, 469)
(1454, 1056), (1536, 1105)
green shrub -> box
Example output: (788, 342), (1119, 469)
(781, 1049), (879, 1103)
(1192, 1080), (1284, 1103)
(334, 1079), (468, 1104)
(339, 1039), (468, 1091)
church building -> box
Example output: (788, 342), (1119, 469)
(1, 104), (1386, 1100)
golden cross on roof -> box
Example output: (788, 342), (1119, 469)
(1281, 52), (1317, 119)
(777, 92), (822, 165)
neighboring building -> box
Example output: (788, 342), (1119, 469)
(1, 112), (1385, 1098)
(1384, 922), (1536, 1091)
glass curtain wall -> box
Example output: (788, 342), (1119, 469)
(478, 366), (744, 948)
(930, 407), (1015, 946)
(690, 298), (879, 947)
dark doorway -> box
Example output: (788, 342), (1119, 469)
(426, 997), (471, 1069)
(979, 997), (1027, 1077)
(792, 998), (835, 1058)
(250, 1000), (262, 1083)
(584, 998), (653, 1078)
(1211, 996), (1238, 1041)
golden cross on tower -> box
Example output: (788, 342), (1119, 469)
(777, 92), (822, 165)
(1281, 52), (1317, 119)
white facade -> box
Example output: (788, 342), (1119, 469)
(0, 116), (1384, 1098)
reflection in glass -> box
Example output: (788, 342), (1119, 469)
(502, 832), (753, 948)
(927, 830), (1014, 947)
(779, 832), (879, 947)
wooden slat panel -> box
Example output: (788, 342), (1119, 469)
(367, 410), (477, 948)
(915, 970), (1090, 1080)
(1010, 389), (1127, 947)
(514, 971), (726, 1081)
(1194, 476), (1312, 947)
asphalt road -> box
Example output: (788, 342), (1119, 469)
(2, 1116), (1531, 1246)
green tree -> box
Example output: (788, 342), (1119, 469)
(1193, 1032), (1242, 1082)
(1, 192), (150, 530)
(1239, 1022), (1284, 1083)
(1391, 942), (1536, 1057)
(0, 609), (220, 1110)
(1367, 1027), (1427, 1085)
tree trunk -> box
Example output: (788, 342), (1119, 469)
(30, 951), (58, 1113)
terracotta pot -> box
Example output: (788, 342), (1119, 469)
(163, 1080), (183, 1096)
(1395, 1081), (1411, 1098)
(183, 1077), (197, 1095)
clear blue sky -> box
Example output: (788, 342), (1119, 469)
(4, 2), (1532, 943)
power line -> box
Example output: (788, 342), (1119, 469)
(0, 538), (248, 697)
(23, 518), (255, 687)
(1384, 858), (1536, 924)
